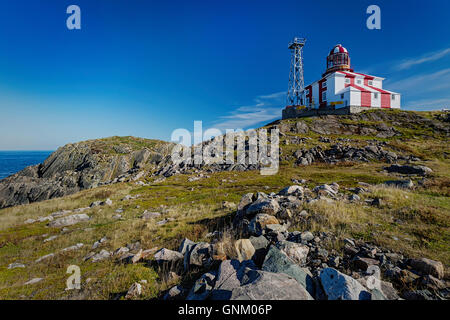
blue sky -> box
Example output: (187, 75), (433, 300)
(0, 0), (449, 150)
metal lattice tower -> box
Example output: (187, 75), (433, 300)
(287, 37), (306, 106)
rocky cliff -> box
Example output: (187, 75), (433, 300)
(0, 136), (174, 209)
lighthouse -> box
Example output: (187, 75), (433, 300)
(283, 44), (401, 119)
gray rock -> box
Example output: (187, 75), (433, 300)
(48, 213), (90, 227)
(275, 241), (309, 265)
(142, 211), (161, 219)
(35, 253), (55, 263)
(384, 179), (414, 189)
(262, 246), (314, 296)
(178, 238), (196, 255)
(246, 198), (280, 216)
(43, 235), (58, 242)
(164, 285), (186, 300)
(384, 164), (432, 175)
(90, 249), (111, 262)
(278, 185), (303, 196)
(319, 268), (371, 300)
(154, 248), (183, 264)
(247, 214), (280, 236)
(188, 242), (214, 269)
(61, 243), (84, 252)
(238, 193), (254, 212)
(229, 269), (313, 300)
(234, 239), (256, 262)
(300, 231), (314, 242)
(8, 262), (26, 269)
(24, 278), (43, 285)
(210, 259), (257, 300)
(186, 272), (216, 300)
(125, 282), (142, 299)
(249, 235), (269, 265)
(409, 258), (445, 279)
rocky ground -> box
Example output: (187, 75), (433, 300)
(0, 109), (448, 300)
(155, 183), (448, 300)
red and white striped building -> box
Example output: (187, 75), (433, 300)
(300, 44), (400, 110)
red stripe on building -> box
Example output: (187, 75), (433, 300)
(318, 78), (327, 107)
(363, 78), (391, 108)
(305, 84), (313, 105)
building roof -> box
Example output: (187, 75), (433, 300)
(329, 44), (348, 55)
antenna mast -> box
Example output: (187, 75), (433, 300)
(287, 37), (306, 106)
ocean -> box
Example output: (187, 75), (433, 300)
(0, 151), (53, 181)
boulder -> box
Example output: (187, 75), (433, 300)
(210, 259), (256, 300)
(125, 282), (142, 299)
(178, 238), (196, 255)
(228, 269), (313, 300)
(154, 248), (183, 264)
(409, 258), (445, 279)
(164, 285), (186, 300)
(234, 239), (256, 262)
(384, 164), (432, 175)
(186, 272), (216, 300)
(384, 179), (414, 189)
(8, 262), (25, 269)
(278, 185), (303, 196)
(247, 214), (279, 236)
(24, 278), (43, 285)
(142, 211), (161, 219)
(319, 268), (371, 300)
(90, 249), (111, 262)
(245, 198), (280, 216)
(262, 246), (314, 296)
(237, 193), (254, 212)
(48, 214), (90, 227)
(187, 242), (214, 269)
(275, 241), (309, 265)
(249, 235), (269, 265)
(352, 256), (379, 271)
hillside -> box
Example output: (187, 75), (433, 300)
(0, 109), (448, 300)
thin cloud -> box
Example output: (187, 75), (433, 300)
(404, 97), (450, 111)
(212, 91), (285, 130)
(386, 68), (450, 93)
(395, 47), (450, 70)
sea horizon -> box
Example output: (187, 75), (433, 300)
(0, 150), (54, 180)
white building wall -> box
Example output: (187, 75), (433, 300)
(391, 94), (401, 108)
(371, 92), (381, 108)
(350, 90), (361, 107)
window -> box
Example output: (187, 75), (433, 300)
(368, 80), (373, 86)
(341, 94), (344, 99)
(322, 81), (327, 88)
(374, 93), (379, 99)
(392, 94), (396, 100)
(357, 79), (362, 85)
(345, 78), (350, 84)
(305, 89), (309, 95)
(322, 91), (327, 101)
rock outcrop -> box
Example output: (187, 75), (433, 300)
(0, 137), (174, 209)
